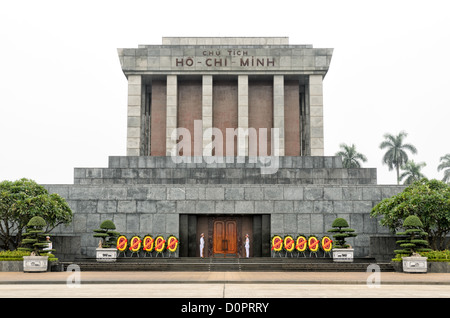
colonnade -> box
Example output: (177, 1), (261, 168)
(126, 74), (324, 158)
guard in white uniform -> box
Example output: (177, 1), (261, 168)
(199, 233), (205, 258)
(245, 234), (250, 258)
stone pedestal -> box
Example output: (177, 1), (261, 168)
(403, 256), (427, 273)
(332, 248), (354, 262)
(23, 256), (48, 272)
(96, 248), (117, 262)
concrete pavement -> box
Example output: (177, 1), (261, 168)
(2, 270), (450, 285)
(0, 271), (450, 299)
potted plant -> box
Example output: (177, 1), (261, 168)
(327, 217), (357, 262)
(93, 220), (120, 262)
(395, 215), (431, 273)
(18, 216), (54, 272)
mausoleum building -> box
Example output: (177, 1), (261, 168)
(45, 37), (404, 260)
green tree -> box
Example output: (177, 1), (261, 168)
(438, 154), (450, 183)
(327, 217), (357, 248)
(93, 220), (119, 248)
(379, 131), (417, 184)
(0, 178), (73, 250)
(399, 160), (427, 185)
(18, 216), (54, 256)
(371, 178), (450, 250)
(394, 215), (431, 256)
(335, 143), (367, 168)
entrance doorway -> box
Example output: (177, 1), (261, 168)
(179, 214), (270, 258)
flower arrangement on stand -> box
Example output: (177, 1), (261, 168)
(308, 235), (319, 257)
(271, 235), (283, 257)
(166, 235), (179, 257)
(142, 235), (154, 257)
(321, 236), (333, 258)
(295, 235), (307, 257)
(154, 235), (166, 257)
(116, 235), (128, 257)
(129, 235), (141, 257)
(283, 235), (295, 257)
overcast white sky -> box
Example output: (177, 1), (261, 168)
(1, 0), (449, 185)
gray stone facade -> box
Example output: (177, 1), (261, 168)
(46, 156), (404, 259)
(118, 37), (332, 157)
(39, 37), (404, 261)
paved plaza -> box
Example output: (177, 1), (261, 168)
(1, 271), (450, 298)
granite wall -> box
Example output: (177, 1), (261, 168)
(45, 156), (404, 260)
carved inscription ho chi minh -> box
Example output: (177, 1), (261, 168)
(175, 49), (276, 68)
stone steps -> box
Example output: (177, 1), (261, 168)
(73, 156), (377, 185)
(61, 257), (394, 272)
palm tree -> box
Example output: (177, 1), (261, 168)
(379, 131), (418, 184)
(399, 160), (426, 185)
(335, 143), (368, 168)
(437, 153), (450, 183)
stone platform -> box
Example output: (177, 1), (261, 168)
(74, 156), (377, 185)
(44, 155), (405, 261)
(59, 257), (394, 272)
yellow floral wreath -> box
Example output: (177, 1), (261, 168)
(321, 236), (333, 252)
(166, 235), (179, 253)
(129, 236), (141, 252)
(284, 235), (295, 253)
(308, 236), (319, 252)
(271, 235), (283, 252)
(142, 235), (154, 252)
(155, 235), (166, 253)
(116, 235), (128, 252)
(295, 235), (307, 252)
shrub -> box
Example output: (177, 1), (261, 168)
(0, 250), (31, 261)
(17, 216), (55, 256)
(394, 215), (431, 256)
(327, 217), (357, 248)
(393, 250), (450, 262)
(420, 250), (450, 261)
(0, 249), (58, 262)
(93, 220), (120, 248)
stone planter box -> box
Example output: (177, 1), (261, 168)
(23, 256), (49, 272)
(392, 260), (450, 273)
(1, 260), (61, 272)
(96, 248), (117, 262)
(332, 248), (354, 262)
(402, 256), (427, 273)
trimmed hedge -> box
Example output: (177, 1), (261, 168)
(392, 249), (450, 262)
(0, 250), (58, 262)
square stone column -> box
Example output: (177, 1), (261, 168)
(202, 75), (213, 156)
(309, 74), (324, 156)
(166, 75), (178, 156)
(238, 75), (249, 156)
(273, 75), (285, 156)
(126, 75), (142, 156)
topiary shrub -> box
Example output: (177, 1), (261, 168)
(327, 217), (357, 248)
(394, 215), (432, 256)
(93, 220), (120, 248)
(18, 216), (54, 256)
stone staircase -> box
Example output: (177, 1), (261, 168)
(73, 156), (377, 185)
(61, 257), (394, 272)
